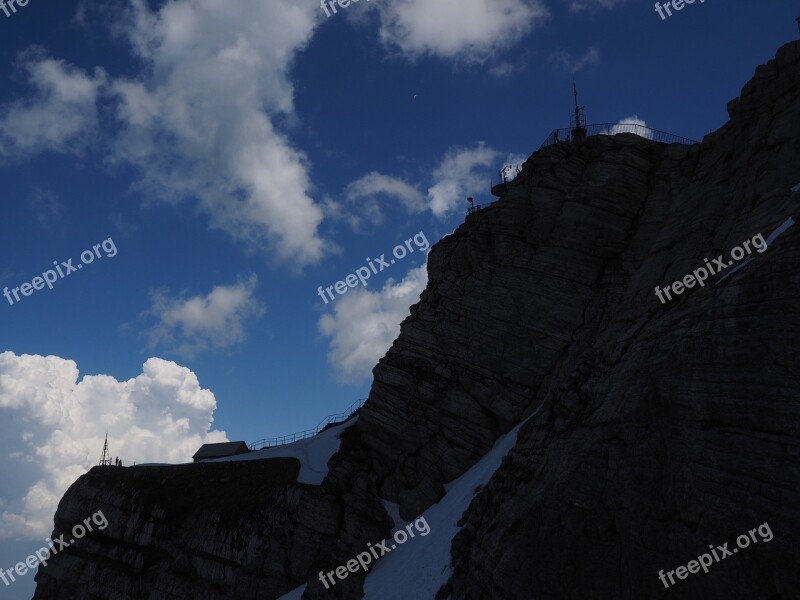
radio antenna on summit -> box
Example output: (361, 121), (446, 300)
(570, 81), (587, 141)
(99, 433), (111, 466)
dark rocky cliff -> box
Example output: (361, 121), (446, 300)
(34, 41), (800, 600)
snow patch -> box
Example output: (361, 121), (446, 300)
(764, 216), (795, 246)
(206, 418), (358, 485)
(363, 409), (540, 599)
(718, 217), (794, 283)
(791, 182), (800, 192)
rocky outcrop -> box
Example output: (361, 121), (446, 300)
(440, 40), (800, 600)
(35, 41), (800, 600)
(35, 459), (333, 599)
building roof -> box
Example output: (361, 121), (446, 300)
(192, 441), (250, 460)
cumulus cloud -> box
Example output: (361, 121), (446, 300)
(0, 0), (547, 267)
(0, 51), (106, 160)
(144, 275), (265, 358)
(318, 265), (428, 384)
(0, 352), (226, 540)
(549, 47), (600, 73)
(427, 143), (501, 218)
(374, 0), (548, 62)
(0, 0), (329, 269)
(1, 0), (547, 267)
(108, 0), (326, 268)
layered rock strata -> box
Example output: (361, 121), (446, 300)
(34, 41), (800, 600)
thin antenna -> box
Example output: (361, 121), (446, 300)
(570, 81), (587, 141)
(573, 80), (579, 110)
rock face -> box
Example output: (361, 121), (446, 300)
(35, 42), (800, 600)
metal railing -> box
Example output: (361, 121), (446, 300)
(539, 123), (698, 149)
(248, 398), (366, 451)
(467, 202), (493, 215)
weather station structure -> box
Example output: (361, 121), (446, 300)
(539, 83), (698, 150)
(487, 83), (699, 199)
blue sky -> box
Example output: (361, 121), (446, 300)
(0, 0), (797, 595)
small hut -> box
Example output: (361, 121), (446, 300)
(192, 441), (250, 462)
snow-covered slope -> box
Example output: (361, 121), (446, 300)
(277, 412), (536, 600)
(718, 215), (795, 282)
(361, 410), (538, 599)
(206, 418), (357, 485)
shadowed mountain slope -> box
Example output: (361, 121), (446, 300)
(34, 41), (800, 600)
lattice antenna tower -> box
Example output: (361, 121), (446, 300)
(99, 433), (111, 466)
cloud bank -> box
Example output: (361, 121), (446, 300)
(0, 352), (226, 540)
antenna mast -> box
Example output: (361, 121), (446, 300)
(99, 433), (111, 466)
(570, 81), (587, 141)
(573, 81), (579, 121)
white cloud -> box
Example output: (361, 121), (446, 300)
(0, 51), (106, 160)
(331, 148), (523, 224)
(0, 1), (329, 269)
(374, 0), (548, 62)
(328, 172), (425, 230)
(346, 172), (425, 213)
(427, 143), (501, 218)
(336, 148), (525, 222)
(145, 274), (266, 358)
(1, 0), (546, 268)
(108, 0), (327, 268)
(549, 47), (600, 73)
(318, 265), (428, 384)
(0, 352), (226, 540)
(603, 115), (654, 139)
